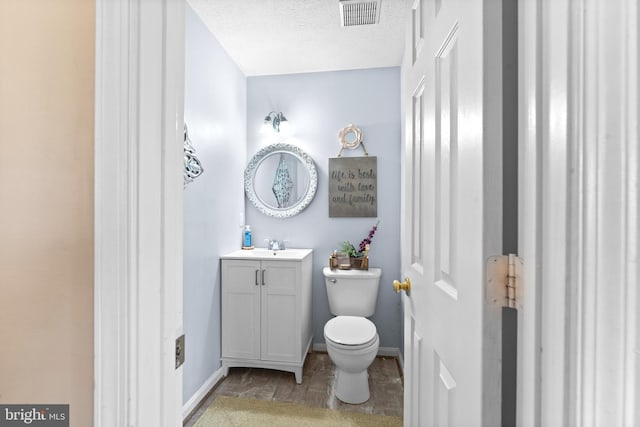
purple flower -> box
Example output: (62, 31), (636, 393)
(357, 221), (379, 253)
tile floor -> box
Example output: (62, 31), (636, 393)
(184, 352), (404, 426)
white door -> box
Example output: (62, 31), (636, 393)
(401, 1), (505, 425)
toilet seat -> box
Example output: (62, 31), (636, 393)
(324, 316), (377, 349)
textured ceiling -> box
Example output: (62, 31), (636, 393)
(187, 0), (411, 76)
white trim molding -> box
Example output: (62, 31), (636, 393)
(518, 0), (639, 425)
(182, 368), (225, 422)
(94, 0), (185, 426)
(574, 0), (639, 425)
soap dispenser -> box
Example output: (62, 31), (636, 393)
(243, 225), (253, 249)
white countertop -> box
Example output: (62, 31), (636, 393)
(221, 248), (312, 261)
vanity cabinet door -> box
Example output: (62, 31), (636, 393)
(221, 260), (261, 360)
(260, 261), (299, 362)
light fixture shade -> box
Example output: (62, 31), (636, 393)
(278, 116), (290, 133)
(261, 119), (272, 134)
(262, 111), (289, 133)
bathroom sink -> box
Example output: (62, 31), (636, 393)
(250, 248), (307, 258)
(222, 248), (312, 261)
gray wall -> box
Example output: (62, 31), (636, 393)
(246, 68), (403, 350)
(183, 5), (247, 404)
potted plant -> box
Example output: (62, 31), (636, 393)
(339, 221), (379, 270)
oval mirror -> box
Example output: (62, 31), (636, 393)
(244, 143), (318, 218)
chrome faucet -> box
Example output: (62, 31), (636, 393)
(265, 239), (285, 251)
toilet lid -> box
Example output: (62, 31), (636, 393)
(324, 316), (377, 346)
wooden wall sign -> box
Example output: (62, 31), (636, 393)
(328, 156), (377, 217)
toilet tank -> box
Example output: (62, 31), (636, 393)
(323, 267), (382, 317)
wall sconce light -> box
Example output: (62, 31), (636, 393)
(262, 111), (289, 133)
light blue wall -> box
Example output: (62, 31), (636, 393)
(246, 69), (402, 350)
(183, 5), (247, 404)
(184, 14), (402, 404)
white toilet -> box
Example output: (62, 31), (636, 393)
(323, 267), (382, 404)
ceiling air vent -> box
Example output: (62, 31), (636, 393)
(339, 0), (382, 27)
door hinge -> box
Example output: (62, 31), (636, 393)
(175, 334), (185, 369)
(486, 254), (522, 309)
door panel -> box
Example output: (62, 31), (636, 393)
(261, 261), (299, 362)
(262, 293), (297, 361)
(434, 353), (457, 427)
(403, 295), (425, 427)
(435, 25), (458, 294)
(221, 261), (261, 360)
(411, 79), (426, 266)
(401, 0), (504, 425)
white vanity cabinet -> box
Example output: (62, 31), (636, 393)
(220, 249), (312, 384)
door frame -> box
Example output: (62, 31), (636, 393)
(517, 0), (639, 425)
(94, 0), (185, 425)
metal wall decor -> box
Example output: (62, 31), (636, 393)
(272, 154), (294, 208)
(183, 124), (204, 186)
(328, 156), (377, 217)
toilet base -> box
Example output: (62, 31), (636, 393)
(335, 369), (370, 404)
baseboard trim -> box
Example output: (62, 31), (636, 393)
(182, 367), (225, 421)
(396, 350), (404, 374)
